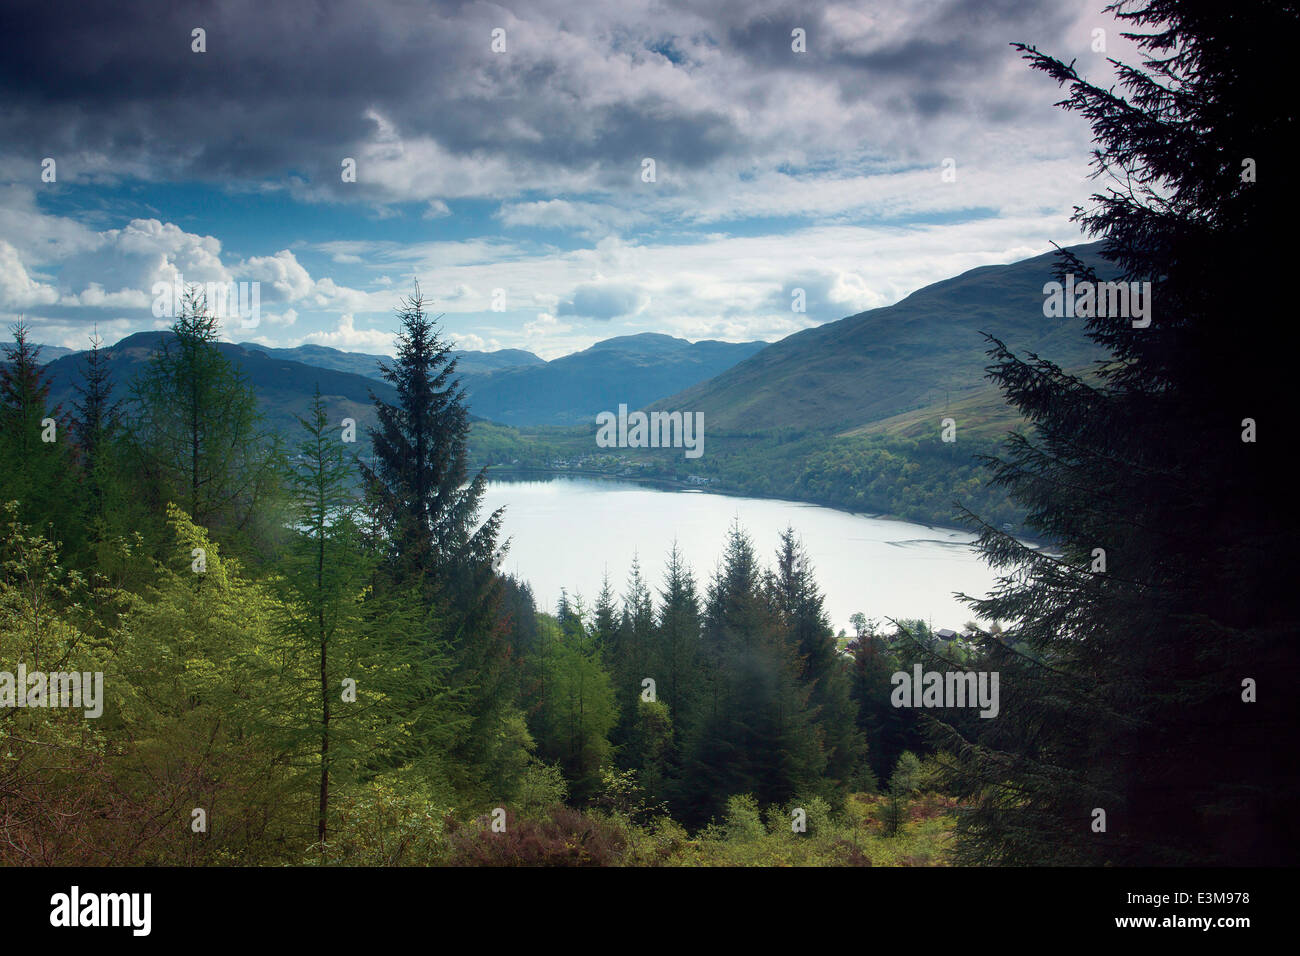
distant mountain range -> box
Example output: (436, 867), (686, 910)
(26, 242), (1110, 445)
(654, 243), (1112, 433)
(33, 344), (75, 363)
(30, 330), (764, 435)
(230, 334), (765, 427)
(455, 334), (766, 426)
(235, 342), (545, 380)
(39, 332), (398, 439)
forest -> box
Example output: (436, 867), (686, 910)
(0, 291), (970, 865)
(2, 0), (1297, 867)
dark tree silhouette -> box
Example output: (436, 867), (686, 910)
(939, 0), (1299, 864)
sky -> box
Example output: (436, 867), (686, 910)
(0, 0), (1139, 360)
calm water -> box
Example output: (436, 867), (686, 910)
(481, 476), (1001, 635)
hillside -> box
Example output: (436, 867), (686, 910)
(654, 243), (1112, 432)
(236, 342), (543, 380)
(40, 332), (397, 439)
(228, 333), (765, 428)
(32, 344), (75, 363)
(459, 332), (766, 426)
(31, 331), (764, 438)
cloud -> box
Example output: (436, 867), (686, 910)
(557, 281), (649, 320)
(0, 0), (1144, 359)
(0, 239), (59, 308)
(0, 0), (1137, 211)
(496, 199), (638, 239)
(240, 250), (315, 302)
(299, 314), (395, 353)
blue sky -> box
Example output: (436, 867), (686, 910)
(0, 0), (1135, 359)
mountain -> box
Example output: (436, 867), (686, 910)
(29, 330), (762, 439)
(33, 344), (76, 363)
(40, 332), (396, 438)
(460, 333), (767, 426)
(234, 342), (543, 381)
(654, 243), (1114, 432)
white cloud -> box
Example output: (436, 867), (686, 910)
(299, 313), (395, 353)
(0, 239), (59, 308)
(240, 250), (315, 302)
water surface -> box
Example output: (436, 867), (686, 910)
(482, 476), (1000, 635)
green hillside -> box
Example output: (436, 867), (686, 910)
(40, 331), (397, 440)
(655, 243), (1112, 432)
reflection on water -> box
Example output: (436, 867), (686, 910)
(481, 476), (1002, 635)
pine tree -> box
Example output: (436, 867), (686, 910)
(0, 321), (78, 550)
(360, 284), (521, 803)
(361, 283), (502, 601)
(610, 555), (655, 763)
(938, 0), (1300, 865)
(767, 527), (865, 795)
(70, 326), (125, 541)
(71, 327), (121, 475)
(679, 521), (825, 825)
(653, 542), (701, 723)
(528, 605), (618, 803)
(883, 751), (922, 838)
(592, 569), (620, 649)
(271, 387), (389, 853)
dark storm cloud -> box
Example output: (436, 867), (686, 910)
(0, 0), (1090, 196)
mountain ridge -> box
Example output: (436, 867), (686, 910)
(652, 242), (1113, 433)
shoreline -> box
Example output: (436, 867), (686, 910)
(482, 465), (1029, 543)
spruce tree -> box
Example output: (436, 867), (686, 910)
(610, 555), (655, 765)
(270, 387), (406, 854)
(592, 569), (620, 649)
(0, 321), (78, 550)
(679, 522), (825, 825)
(70, 327), (125, 540)
(767, 527), (865, 795)
(360, 284), (521, 803)
(937, 0), (1299, 865)
(654, 542), (701, 724)
(361, 283), (502, 601)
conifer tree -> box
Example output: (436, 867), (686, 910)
(361, 284), (522, 802)
(128, 288), (281, 543)
(592, 569), (620, 648)
(70, 327), (126, 542)
(767, 527), (865, 794)
(610, 556), (655, 762)
(271, 387), (392, 852)
(361, 283), (502, 601)
(0, 321), (78, 550)
(939, 0), (1299, 865)
(653, 542), (701, 724)
(679, 522), (825, 825)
